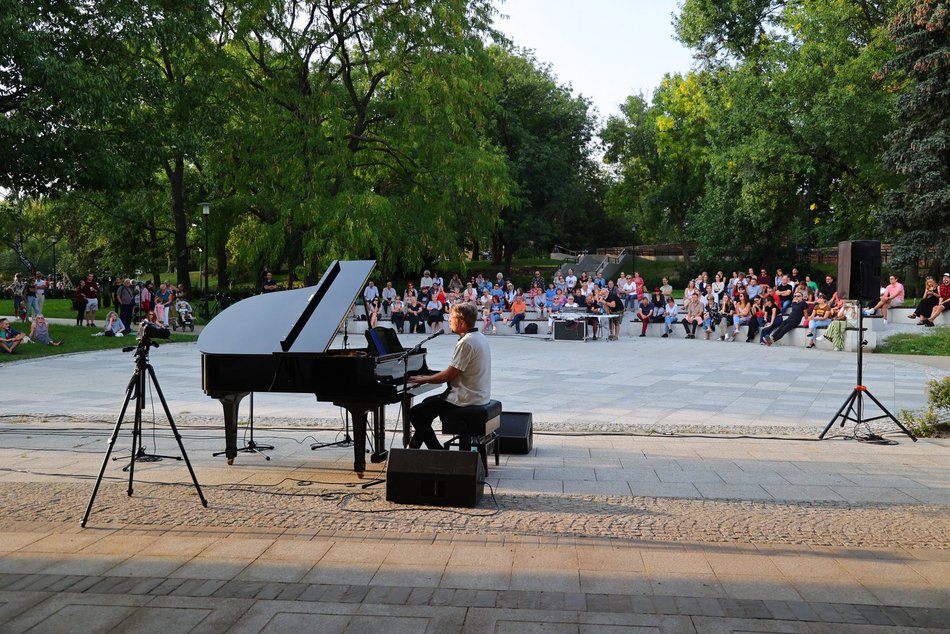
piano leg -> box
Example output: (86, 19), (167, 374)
(215, 392), (249, 464)
(370, 405), (388, 463)
(350, 408), (369, 476)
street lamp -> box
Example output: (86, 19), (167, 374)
(200, 202), (210, 318)
(48, 236), (59, 295)
(630, 224), (638, 278)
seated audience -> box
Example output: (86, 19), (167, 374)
(29, 315), (62, 346)
(865, 274), (904, 321)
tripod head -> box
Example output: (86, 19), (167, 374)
(122, 321), (170, 357)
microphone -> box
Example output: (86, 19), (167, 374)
(404, 330), (442, 357)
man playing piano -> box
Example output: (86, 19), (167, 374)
(406, 302), (491, 450)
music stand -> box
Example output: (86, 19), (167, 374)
(81, 335), (207, 527)
(819, 300), (917, 442)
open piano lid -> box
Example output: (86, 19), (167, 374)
(197, 260), (375, 356)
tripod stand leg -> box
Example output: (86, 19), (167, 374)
(126, 366), (146, 496)
(862, 388), (918, 441)
(147, 365), (208, 507)
(820, 389), (859, 439)
(81, 373), (137, 527)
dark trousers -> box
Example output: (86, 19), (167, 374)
(770, 316), (802, 342)
(120, 303), (134, 332)
(391, 313), (405, 332)
(408, 394), (458, 449)
(745, 318), (759, 341)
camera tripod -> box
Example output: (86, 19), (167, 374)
(81, 337), (207, 527)
(820, 300), (917, 442)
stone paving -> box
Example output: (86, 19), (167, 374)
(1, 333), (949, 632)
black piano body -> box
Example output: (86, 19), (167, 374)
(198, 260), (435, 474)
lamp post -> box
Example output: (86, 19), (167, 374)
(200, 202), (210, 318)
(630, 224), (638, 278)
(49, 236), (58, 296)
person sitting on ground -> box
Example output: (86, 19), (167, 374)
(0, 317), (27, 353)
(681, 293), (704, 339)
(764, 292), (807, 346)
(661, 297), (679, 338)
(908, 276), (940, 325)
(865, 274), (904, 322)
(505, 291), (527, 333)
(29, 314), (62, 346)
(95, 311), (125, 337)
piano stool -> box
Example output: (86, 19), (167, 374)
(440, 399), (502, 474)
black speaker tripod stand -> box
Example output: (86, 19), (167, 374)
(819, 300), (917, 442)
(81, 335), (208, 527)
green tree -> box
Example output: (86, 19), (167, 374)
(875, 0), (950, 270)
(486, 47), (607, 269)
(217, 0), (510, 284)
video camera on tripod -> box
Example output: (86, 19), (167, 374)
(123, 320), (171, 354)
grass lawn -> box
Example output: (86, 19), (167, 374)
(876, 327), (950, 356)
(0, 323), (197, 363)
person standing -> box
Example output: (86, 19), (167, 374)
(116, 278), (135, 333)
(9, 273), (26, 319)
(262, 271), (278, 293)
(34, 272), (48, 315)
(407, 303), (491, 450)
(82, 273), (100, 327)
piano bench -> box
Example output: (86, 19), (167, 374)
(441, 400), (502, 474)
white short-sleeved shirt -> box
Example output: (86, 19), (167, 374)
(445, 331), (491, 407)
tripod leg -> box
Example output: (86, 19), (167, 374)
(147, 365), (208, 507)
(820, 389), (859, 439)
(81, 374), (137, 527)
(862, 388), (918, 441)
(126, 367), (146, 496)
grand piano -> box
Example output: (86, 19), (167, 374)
(198, 260), (436, 474)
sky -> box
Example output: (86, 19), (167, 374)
(493, 0), (695, 122)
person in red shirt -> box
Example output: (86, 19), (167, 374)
(921, 273), (950, 327)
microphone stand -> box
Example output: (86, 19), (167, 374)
(361, 330), (443, 490)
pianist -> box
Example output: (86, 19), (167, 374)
(406, 302), (491, 450)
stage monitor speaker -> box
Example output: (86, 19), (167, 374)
(386, 449), (485, 507)
(837, 240), (881, 301)
(498, 411), (533, 454)
(553, 320), (586, 341)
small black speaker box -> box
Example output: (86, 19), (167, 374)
(498, 411), (533, 454)
(553, 320), (585, 341)
(386, 449), (485, 507)
(838, 240), (882, 301)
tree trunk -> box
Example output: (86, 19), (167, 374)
(167, 155), (191, 296)
(216, 234), (229, 291)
